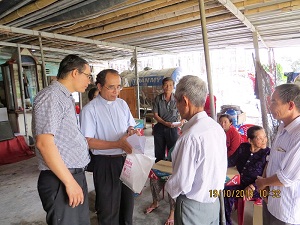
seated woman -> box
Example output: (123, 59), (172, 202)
(145, 147), (175, 225)
(224, 125), (270, 225)
(219, 114), (241, 157)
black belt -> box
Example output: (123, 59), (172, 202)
(68, 167), (85, 174)
(96, 153), (127, 158)
(42, 168), (85, 175)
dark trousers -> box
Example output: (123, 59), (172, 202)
(153, 123), (178, 162)
(93, 155), (134, 225)
(37, 170), (90, 225)
(263, 201), (294, 225)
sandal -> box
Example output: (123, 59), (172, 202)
(164, 219), (174, 225)
(144, 205), (159, 214)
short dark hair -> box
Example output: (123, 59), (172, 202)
(88, 87), (98, 101)
(95, 69), (119, 86)
(275, 83), (300, 111)
(162, 77), (174, 86)
(247, 125), (264, 140)
(57, 54), (88, 79)
(219, 114), (233, 123)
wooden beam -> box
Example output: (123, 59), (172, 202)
(53, 0), (185, 34)
(95, 14), (233, 42)
(243, 0), (300, 14)
(73, 1), (199, 37)
(0, 0), (59, 24)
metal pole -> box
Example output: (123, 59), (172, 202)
(268, 48), (273, 75)
(253, 32), (269, 135)
(38, 33), (48, 87)
(17, 44), (28, 137)
(270, 48), (277, 85)
(198, 1), (223, 223)
(198, 0), (216, 120)
(134, 47), (140, 119)
(79, 92), (83, 110)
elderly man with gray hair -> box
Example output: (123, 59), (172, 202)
(165, 75), (227, 225)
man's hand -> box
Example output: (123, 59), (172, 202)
(118, 134), (133, 154)
(127, 127), (142, 136)
(165, 121), (173, 128)
(65, 180), (84, 208)
(255, 176), (267, 191)
(36, 134), (85, 208)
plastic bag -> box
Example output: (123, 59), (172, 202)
(120, 153), (155, 193)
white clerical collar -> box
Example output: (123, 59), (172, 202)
(98, 95), (114, 105)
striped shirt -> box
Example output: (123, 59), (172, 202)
(32, 81), (90, 170)
(266, 116), (300, 224)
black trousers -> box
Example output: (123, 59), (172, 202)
(263, 201), (294, 225)
(153, 123), (178, 162)
(37, 170), (90, 225)
(93, 155), (134, 225)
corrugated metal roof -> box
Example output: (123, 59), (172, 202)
(0, 0), (299, 63)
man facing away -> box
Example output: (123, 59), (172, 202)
(256, 83), (300, 225)
(80, 69), (137, 225)
(165, 75), (227, 225)
(32, 54), (92, 225)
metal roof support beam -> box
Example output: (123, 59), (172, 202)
(217, 0), (269, 49)
(198, 0), (216, 121)
(38, 33), (48, 87)
(253, 31), (269, 137)
(0, 25), (171, 55)
(134, 47), (140, 119)
(0, 41), (120, 60)
(17, 44), (28, 138)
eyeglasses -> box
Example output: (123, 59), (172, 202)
(103, 85), (123, 91)
(82, 72), (93, 80)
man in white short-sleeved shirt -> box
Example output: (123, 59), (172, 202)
(80, 69), (137, 225)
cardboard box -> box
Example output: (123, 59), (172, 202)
(226, 167), (239, 179)
(152, 162), (240, 186)
(225, 167), (240, 186)
(152, 160), (172, 174)
(253, 203), (263, 225)
(238, 112), (246, 125)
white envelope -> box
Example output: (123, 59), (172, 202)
(126, 134), (146, 154)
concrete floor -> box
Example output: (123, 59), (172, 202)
(0, 125), (254, 225)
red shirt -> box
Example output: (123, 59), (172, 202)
(204, 95), (216, 117)
(226, 125), (241, 157)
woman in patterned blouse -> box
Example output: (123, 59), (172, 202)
(224, 125), (270, 225)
